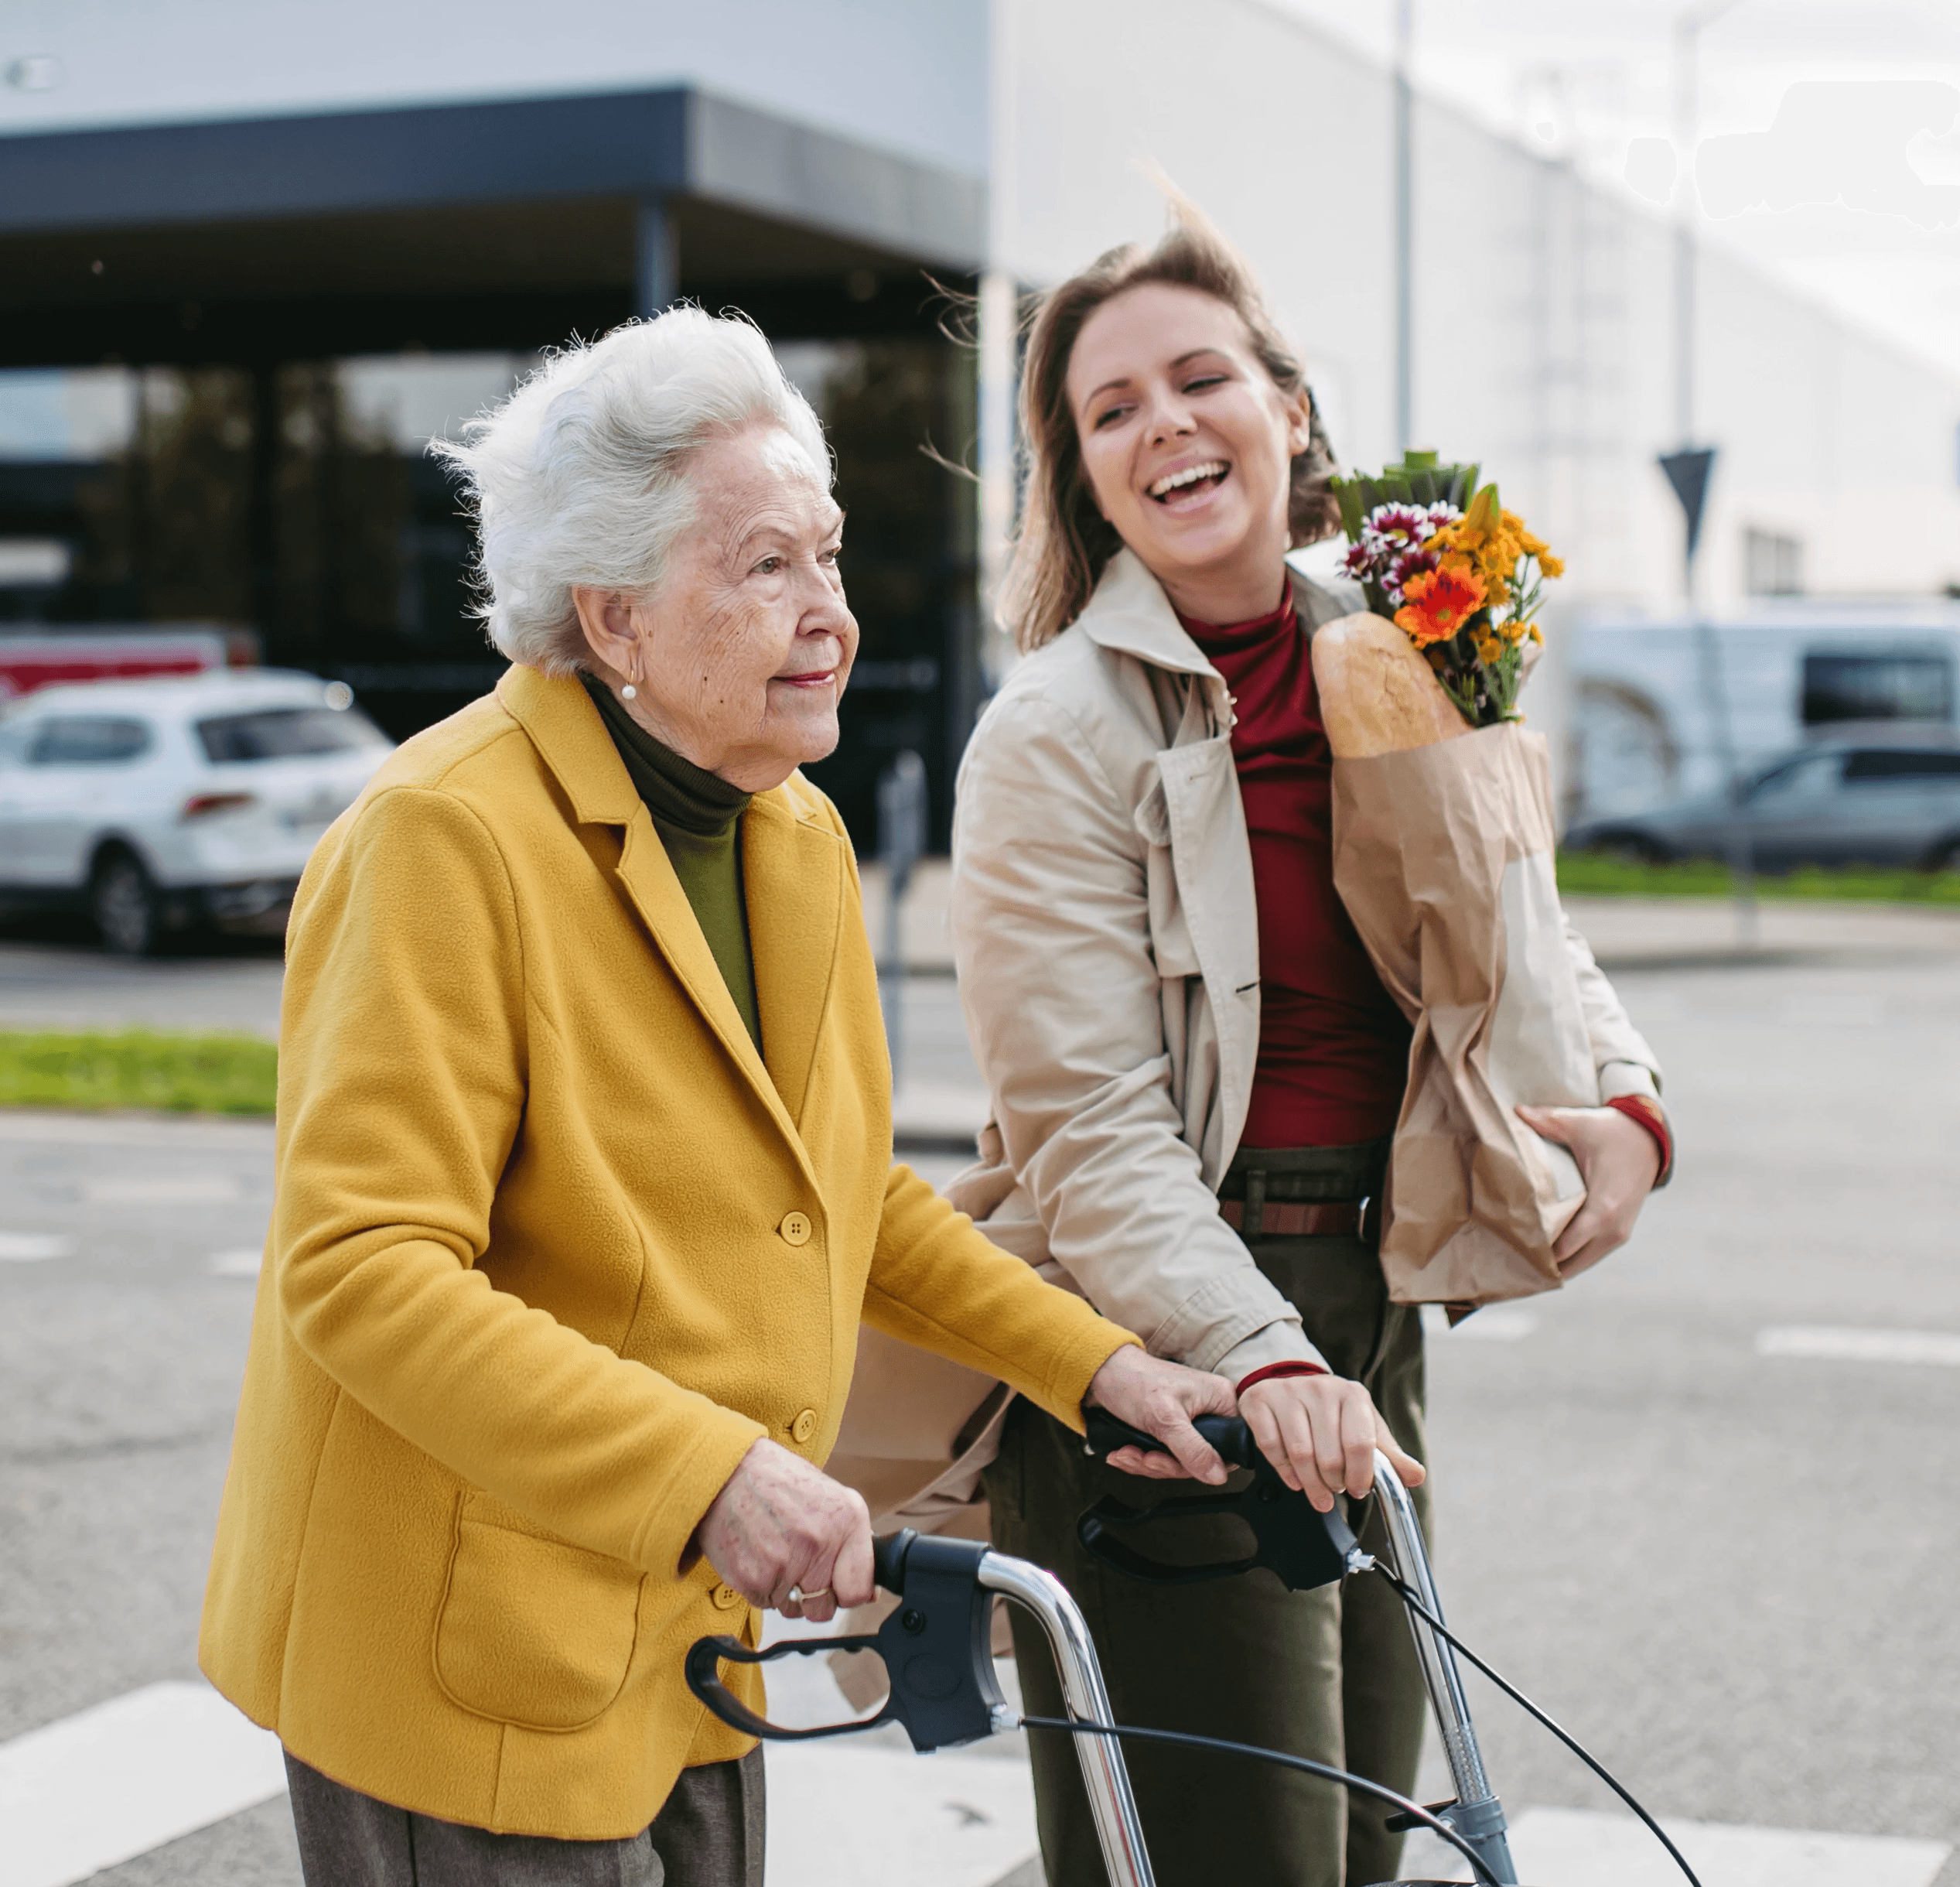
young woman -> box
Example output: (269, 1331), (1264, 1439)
(948, 214), (1670, 1886)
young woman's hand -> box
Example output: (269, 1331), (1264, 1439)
(1238, 1373), (1425, 1513)
(1516, 1103), (1663, 1280)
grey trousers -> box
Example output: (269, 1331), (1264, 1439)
(284, 1749), (765, 1887)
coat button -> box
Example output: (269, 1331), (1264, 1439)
(790, 1408), (818, 1444)
(779, 1212), (813, 1246)
(712, 1582), (744, 1611)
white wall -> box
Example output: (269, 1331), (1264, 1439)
(996, 0), (1960, 611)
(0, 0), (988, 177)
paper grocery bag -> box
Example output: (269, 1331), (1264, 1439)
(826, 1322), (1012, 1529)
(1330, 722), (1598, 1305)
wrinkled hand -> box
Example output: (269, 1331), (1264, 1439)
(1517, 1102), (1662, 1280)
(1087, 1343), (1238, 1485)
(695, 1439), (872, 1625)
(1239, 1373), (1426, 1513)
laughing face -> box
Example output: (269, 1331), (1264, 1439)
(1067, 282), (1312, 624)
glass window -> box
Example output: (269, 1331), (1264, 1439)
(196, 705), (391, 764)
(1802, 651), (1953, 726)
(1747, 751), (1843, 802)
(1842, 750), (1960, 784)
(28, 716), (152, 765)
(196, 705), (390, 763)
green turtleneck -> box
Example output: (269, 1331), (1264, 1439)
(582, 675), (761, 1051)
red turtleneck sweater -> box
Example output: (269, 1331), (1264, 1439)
(1179, 586), (1412, 1148)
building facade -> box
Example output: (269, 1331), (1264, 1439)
(4, 0), (1956, 841)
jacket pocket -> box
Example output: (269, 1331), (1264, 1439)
(432, 1492), (645, 1732)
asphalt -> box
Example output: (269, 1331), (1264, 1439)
(2, 894), (1958, 1882)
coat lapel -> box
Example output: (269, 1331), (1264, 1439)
(741, 790), (845, 1129)
(496, 666), (835, 1155)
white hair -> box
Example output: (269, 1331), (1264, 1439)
(433, 309), (832, 676)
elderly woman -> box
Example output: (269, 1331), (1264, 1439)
(199, 309), (1231, 1887)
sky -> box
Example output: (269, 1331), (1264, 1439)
(1269, 0), (1960, 382)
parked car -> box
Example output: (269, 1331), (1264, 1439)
(1568, 601), (1960, 825)
(0, 671), (393, 953)
(1565, 727), (1960, 873)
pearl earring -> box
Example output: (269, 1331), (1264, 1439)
(620, 683), (637, 701)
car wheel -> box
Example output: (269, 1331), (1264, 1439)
(92, 849), (162, 957)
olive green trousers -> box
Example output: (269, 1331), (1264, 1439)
(983, 1225), (1429, 1887)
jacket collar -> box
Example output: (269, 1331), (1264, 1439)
(496, 665), (842, 1149)
(1074, 549), (1224, 681)
(497, 662), (640, 824)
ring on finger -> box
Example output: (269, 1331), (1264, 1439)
(789, 1584), (831, 1606)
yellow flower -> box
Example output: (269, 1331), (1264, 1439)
(1476, 635), (1504, 664)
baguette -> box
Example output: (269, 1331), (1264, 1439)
(1310, 612), (1471, 759)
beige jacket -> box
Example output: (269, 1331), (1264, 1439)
(946, 549), (1662, 1379)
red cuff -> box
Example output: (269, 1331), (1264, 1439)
(1235, 1360), (1331, 1396)
(1604, 1094), (1673, 1187)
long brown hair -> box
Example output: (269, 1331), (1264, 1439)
(1001, 202), (1341, 653)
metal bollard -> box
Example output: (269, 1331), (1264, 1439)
(876, 750), (927, 1081)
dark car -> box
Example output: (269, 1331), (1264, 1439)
(1566, 729), (1960, 872)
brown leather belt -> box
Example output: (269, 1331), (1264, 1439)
(1219, 1198), (1366, 1239)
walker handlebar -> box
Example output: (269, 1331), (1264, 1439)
(1077, 1409), (1361, 1594)
(685, 1530), (1009, 1753)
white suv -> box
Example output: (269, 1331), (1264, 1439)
(0, 670), (394, 954)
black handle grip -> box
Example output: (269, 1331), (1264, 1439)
(1083, 1408), (1258, 1468)
(1079, 1413), (1361, 1595)
(686, 1533), (1003, 1755)
(872, 1527), (914, 1596)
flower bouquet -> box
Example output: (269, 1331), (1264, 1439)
(1339, 466), (1562, 727)
(1299, 452), (1600, 1310)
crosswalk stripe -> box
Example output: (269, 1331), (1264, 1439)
(0, 1232), (69, 1262)
(4, 1680), (1947, 1887)
(1757, 1325), (1960, 1367)
(0, 1681), (285, 1887)
(1398, 1803), (1952, 1885)
(767, 1742), (1037, 1887)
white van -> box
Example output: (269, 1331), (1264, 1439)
(1567, 600), (1960, 825)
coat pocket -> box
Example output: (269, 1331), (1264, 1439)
(432, 1492), (645, 1732)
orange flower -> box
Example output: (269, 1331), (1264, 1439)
(1395, 565), (1487, 645)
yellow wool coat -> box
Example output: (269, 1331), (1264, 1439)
(199, 665), (1134, 1840)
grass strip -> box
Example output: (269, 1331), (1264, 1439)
(1557, 852), (1960, 904)
(0, 1027), (277, 1115)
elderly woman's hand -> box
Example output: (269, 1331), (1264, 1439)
(695, 1439), (873, 1625)
(1516, 1102), (1663, 1280)
(1086, 1343), (1239, 1485)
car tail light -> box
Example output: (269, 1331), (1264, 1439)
(181, 792), (258, 820)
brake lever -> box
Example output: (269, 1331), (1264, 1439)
(685, 1530), (1010, 1754)
(1078, 1410), (1362, 1595)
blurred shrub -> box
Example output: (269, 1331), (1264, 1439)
(0, 1028), (276, 1114)
(1558, 853), (1960, 904)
